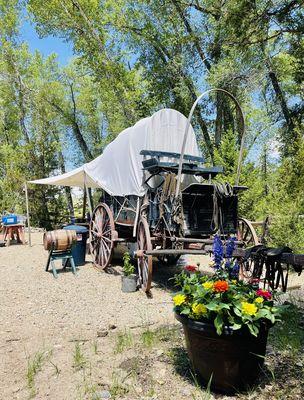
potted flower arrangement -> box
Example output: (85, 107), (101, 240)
(121, 252), (138, 293)
(173, 235), (281, 393)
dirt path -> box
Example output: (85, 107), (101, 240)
(1, 233), (303, 400)
(0, 233), (180, 399)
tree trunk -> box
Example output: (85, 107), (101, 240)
(63, 0), (136, 125)
(58, 149), (75, 218)
(170, 0), (211, 71)
(268, 68), (294, 131)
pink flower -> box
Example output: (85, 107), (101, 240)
(256, 289), (272, 300)
(184, 265), (197, 272)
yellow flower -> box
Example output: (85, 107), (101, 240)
(202, 281), (214, 290)
(254, 297), (264, 304)
(241, 302), (258, 316)
(173, 294), (186, 306)
(208, 260), (215, 267)
(192, 303), (207, 316)
(231, 279), (237, 284)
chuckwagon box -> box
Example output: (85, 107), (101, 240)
(2, 215), (17, 225)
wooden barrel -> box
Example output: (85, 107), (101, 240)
(43, 229), (77, 251)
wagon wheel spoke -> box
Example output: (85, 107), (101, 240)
(102, 227), (111, 235)
(237, 218), (260, 281)
(89, 203), (115, 270)
(92, 239), (100, 252)
(137, 217), (153, 292)
(101, 238), (110, 253)
(243, 227), (251, 243)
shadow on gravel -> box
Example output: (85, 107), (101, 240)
(169, 346), (193, 383)
(150, 260), (183, 292)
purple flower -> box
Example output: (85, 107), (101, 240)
(230, 261), (240, 279)
(226, 237), (236, 259)
(213, 235), (224, 269)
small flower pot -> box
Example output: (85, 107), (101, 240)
(121, 274), (138, 293)
(175, 313), (270, 393)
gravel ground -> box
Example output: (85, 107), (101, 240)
(1, 232), (303, 400)
(0, 233), (179, 399)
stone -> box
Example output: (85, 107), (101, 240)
(92, 390), (111, 399)
(155, 349), (164, 357)
(157, 368), (166, 378)
(180, 388), (191, 396)
(108, 324), (117, 330)
(97, 329), (109, 338)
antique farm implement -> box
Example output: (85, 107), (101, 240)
(89, 89), (262, 292)
(27, 88), (303, 292)
(89, 89), (303, 292)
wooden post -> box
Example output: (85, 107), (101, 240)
(84, 173), (93, 217)
(82, 186), (87, 220)
(24, 182), (32, 247)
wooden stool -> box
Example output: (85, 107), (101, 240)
(45, 245), (77, 278)
(3, 224), (25, 246)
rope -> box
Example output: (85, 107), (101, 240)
(211, 182), (234, 235)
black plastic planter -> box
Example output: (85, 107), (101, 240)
(175, 313), (269, 393)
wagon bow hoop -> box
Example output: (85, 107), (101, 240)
(175, 88), (246, 198)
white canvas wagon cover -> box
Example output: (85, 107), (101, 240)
(30, 108), (200, 196)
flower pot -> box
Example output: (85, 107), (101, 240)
(121, 274), (138, 293)
(175, 313), (269, 393)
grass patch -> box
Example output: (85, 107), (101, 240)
(109, 372), (130, 399)
(141, 329), (156, 347)
(49, 360), (61, 377)
(73, 343), (87, 370)
(26, 349), (51, 398)
(92, 340), (98, 355)
(114, 330), (133, 354)
(269, 301), (304, 356)
(141, 325), (180, 348)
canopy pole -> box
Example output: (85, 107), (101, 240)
(82, 186), (87, 219)
(84, 173), (93, 217)
(133, 197), (140, 237)
(24, 182), (32, 247)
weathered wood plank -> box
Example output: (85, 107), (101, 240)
(140, 149), (205, 163)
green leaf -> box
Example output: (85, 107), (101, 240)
(231, 323), (242, 330)
(247, 323), (259, 337)
(180, 307), (190, 315)
(234, 307), (242, 317)
(214, 314), (224, 335)
(206, 302), (218, 311)
(219, 303), (231, 310)
(255, 309), (269, 319)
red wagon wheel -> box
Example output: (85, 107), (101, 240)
(137, 217), (153, 292)
(90, 203), (115, 270)
(237, 218), (260, 247)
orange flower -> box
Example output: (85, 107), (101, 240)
(213, 280), (229, 293)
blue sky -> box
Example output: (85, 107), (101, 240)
(19, 18), (73, 65)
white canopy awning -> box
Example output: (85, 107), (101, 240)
(29, 165), (100, 188)
(29, 108), (200, 196)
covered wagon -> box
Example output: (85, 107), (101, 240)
(29, 100), (259, 292)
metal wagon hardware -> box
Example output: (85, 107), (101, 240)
(28, 89), (304, 291)
(89, 89), (261, 292)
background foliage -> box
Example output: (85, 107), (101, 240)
(0, 0), (303, 249)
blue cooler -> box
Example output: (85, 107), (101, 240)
(2, 214), (17, 225)
(63, 225), (88, 266)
